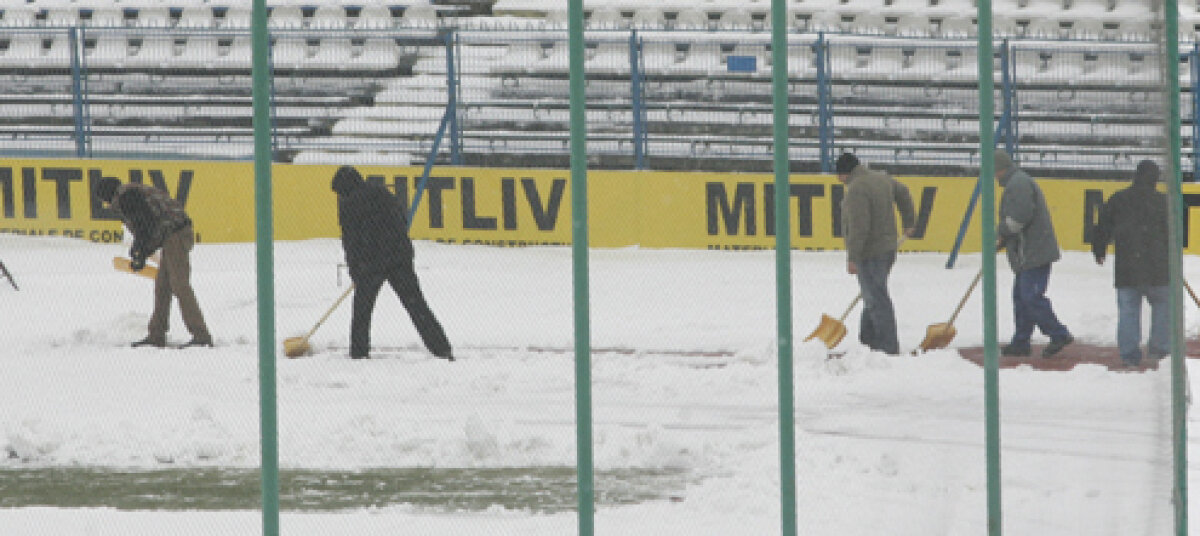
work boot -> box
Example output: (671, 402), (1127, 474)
(131, 336), (166, 348)
(177, 337), (214, 349)
(1042, 335), (1074, 358)
(1000, 343), (1030, 357)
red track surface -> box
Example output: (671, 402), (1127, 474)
(956, 340), (1200, 372)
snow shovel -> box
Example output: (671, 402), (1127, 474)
(918, 269), (982, 352)
(113, 256), (159, 279)
(804, 294), (861, 349)
(283, 285), (355, 358)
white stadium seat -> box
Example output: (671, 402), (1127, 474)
(269, 5), (304, 29)
(87, 8), (125, 28)
(309, 5), (347, 29)
(631, 8), (666, 28)
(1, 7), (37, 27)
(86, 35), (129, 69)
(135, 7), (172, 28)
(127, 35), (176, 69)
(177, 6), (214, 29)
(355, 4), (395, 29)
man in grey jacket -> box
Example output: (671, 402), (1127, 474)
(837, 153), (915, 355)
(995, 151), (1073, 357)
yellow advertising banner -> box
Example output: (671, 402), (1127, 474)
(0, 157), (1195, 254)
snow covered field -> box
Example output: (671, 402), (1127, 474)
(0, 233), (1194, 535)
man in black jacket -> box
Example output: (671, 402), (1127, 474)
(332, 166), (453, 360)
(96, 178), (213, 349)
(1091, 160), (1169, 367)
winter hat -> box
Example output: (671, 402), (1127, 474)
(331, 165), (364, 195)
(95, 178), (121, 202)
(1134, 159), (1159, 186)
(835, 152), (859, 174)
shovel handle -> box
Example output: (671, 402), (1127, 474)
(1186, 280), (1200, 309)
(838, 293), (862, 322)
(945, 269), (982, 325)
(302, 284), (356, 341)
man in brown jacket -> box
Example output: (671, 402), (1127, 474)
(97, 178), (212, 349)
(836, 152), (915, 355)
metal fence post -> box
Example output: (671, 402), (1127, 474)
(629, 31), (647, 170)
(446, 29), (462, 165)
(68, 27), (89, 158)
(816, 33), (832, 172)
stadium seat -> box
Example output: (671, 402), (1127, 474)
(675, 42), (720, 76)
(310, 38), (354, 70)
(719, 8), (752, 29)
(272, 37), (309, 70)
(939, 16), (974, 38)
(0, 34), (43, 69)
(177, 35), (220, 69)
(402, 3), (439, 27)
(641, 41), (680, 75)
(494, 40), (543, 74)
(135, 7), (172, 28)
(87, 7), (126, 28)
(86, 34), (129, 69)
(1, 7), (37, 27)
(588, 6), (623, 28)
(310, 5), (347, 29)
(851, 12), (886, 35)
(631, 7), (666, 28)
(351, 37), (400, 71)
(805, 10), (844, 32)
(269, 5), (304, 29)
(1024, 18), (1064, 39)
(45, 8), (81, 28)
(1069, 16), (1105, 39)
(674, 8), (708, 30)
(893, 13), (929, 37)
(220, 6), (253, 29)
(786, 42), (818, 78)
(355, 4), (395, 29)
(216, 35), (253, 69)
(175, 6), (212, 28)
(128, 35), (177, 69)
(588, 40), (630, 75)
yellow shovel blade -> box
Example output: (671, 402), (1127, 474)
(282, 336), (312, 358)
(918, 322), (957, 352)
(804, 313), (848, 350)
(113, 256), (158, 279)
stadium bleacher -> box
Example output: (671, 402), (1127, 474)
(0, 0), (1191, 177)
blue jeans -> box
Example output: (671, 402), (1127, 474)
(1117, 285), (1169, 366)
(856, 252), (899, 355)
(1010, 264), (1070, 348)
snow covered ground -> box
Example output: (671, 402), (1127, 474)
(0, 233), (1194, 535)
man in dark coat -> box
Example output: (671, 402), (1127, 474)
(1091, 160), (1169, 367)
(995, 150), (1073, 357)
(332, 166), (453, 360)
(96, 178), (212, 349)
(836, 152), (915, 355)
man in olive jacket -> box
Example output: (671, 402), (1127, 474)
(332, 166), (453, 361)
(96, 178), (212, 349)
(1091, 160), (1169, 367)
(995, 151), (1073, 357)
(837, 153), (915, 355)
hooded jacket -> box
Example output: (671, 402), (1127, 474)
(841, 164), (915, 263)
(997, 165), (1061, 272)
(1091, 171), (1168, 288)
(332, 166), (414, 281)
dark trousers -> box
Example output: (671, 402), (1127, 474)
(350, 263), (451, 358)
(148, 224), (210, 342)
(856, 252), (899, 355)
(1010, 264), (1070, 347)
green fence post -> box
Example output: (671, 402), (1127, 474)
(566, 0), (594, 535)
(975, 3), (1003, 535)
(251, 1), (280, 534)
(1162, 2), (1190, 535)
(770, 1), (797, 535)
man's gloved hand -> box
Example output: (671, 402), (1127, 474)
(129, 247), (147, 272)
